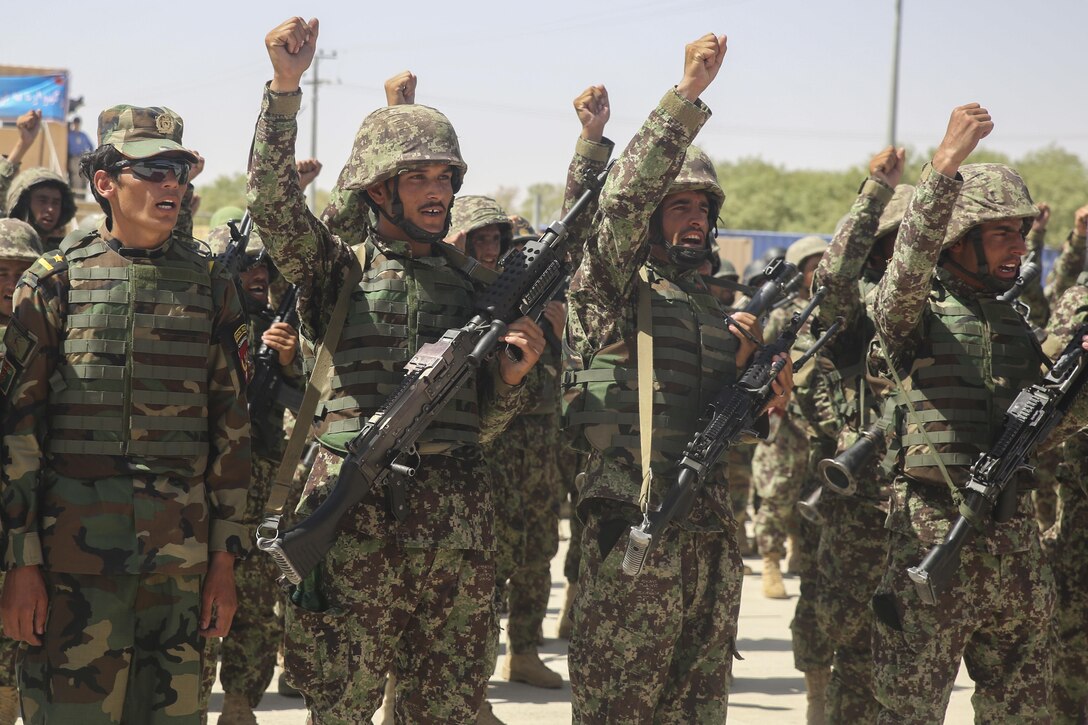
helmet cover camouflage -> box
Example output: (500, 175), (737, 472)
(876, 184), (915, 239)
(0, 219), (44, 262)
(206, 224), (266, 259)
(508, 214), (536, 238)
(714, 257), (738, 281)
(97, 105), (199, 162)
(785, 235), (828, 267)
(665, 145), (725, 224)
(7, 168), (77, 230)
(451, 196), (511, 238)
(942, 163), (1036, 250)
(335, 104), (467, 193)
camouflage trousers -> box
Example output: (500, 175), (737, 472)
(569, 507), (742, 724)
(725, 444), (754, 554)
(815, 495), (888, 723)
(0, 573), (17, 690)
(871, 531), (1054, 724)
(489, 413), (562, 652)
(559, 448), (585, 584)
(752, 416), (806, 558)
(1047, 451), (1088, 724)
(199, 550), (281, 709)
(283, 541), (497, 724)
(790, 515), (833, 673)
(19, 571), (203, 725)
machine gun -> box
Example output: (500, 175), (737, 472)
(248, 285), (303, 431)
(257, 162), (613, 585)
(906, 323), (1088, 605)
(621, 287), (842, 576)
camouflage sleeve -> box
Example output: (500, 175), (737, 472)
(0, 157), (17, 216)
(1044, 231), (1086, 308)
(569, 89), (710, 349)
(563, 136), (614, 269)
(792, 353), (845, 442)
(1, 263), (64, 568)
(477, 365), (528, 447)
(247, 85), (357, 345)
(1041, 283), (1088, 443)
(873, 164), (962, 358)
(763, 306), (791, 345)
(206, 269), (253, 556)
(814, 177), (892, 327)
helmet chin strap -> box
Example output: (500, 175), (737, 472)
(943, 236), (1013, 293)
(666, 241), (712, 270)
(376, 176), (451, 244)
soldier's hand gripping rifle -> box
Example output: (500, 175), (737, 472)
(217, 211), (253, 276)
(248, 285), (303, 430)
(906, 323), (1088, 605)
(622, 286), (843, 576)
(257, 162), (613, 585)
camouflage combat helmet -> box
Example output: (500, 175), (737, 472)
(508, 214), (535, 238)
(876, 184), (915, 239)
(206, 223), (266, 260)
(451, 195), (512, 254)
(0, 219), (44, 262)
(666, 146), (726, 226)
(6, 168), (77, 232)
(940, 163), (1036, 292)
(333, 104), (467, 243)
(209, 206), (245, 229)
(97, 105), (199, 162)
(785, 235), (828, 268)
(941, 163), (1036, 250)
(714, 258), (739, 281)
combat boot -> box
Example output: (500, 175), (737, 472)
(277, 670), (302, 698)
(556, 580), (577, 639)
(804, 667), (831, 725)
(761, 555), (788, 599)
(502, 649), (563, 689)
(477, 699), (505, 724)
(218, 692), (257, 725)
(0, 686), (18, 725)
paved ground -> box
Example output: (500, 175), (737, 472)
(197, 518), (975, 724)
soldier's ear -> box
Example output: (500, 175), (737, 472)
(366, 180), (389, 207)
(93, 170), (118, 201)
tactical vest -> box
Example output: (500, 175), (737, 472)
(565, 263), (738, 468)
(319, 241), (481, 454)
(48, 234), (214, 478)
(893, 282), (1041, 486)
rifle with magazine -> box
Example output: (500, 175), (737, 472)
(906, 323), (1088, 605)
(622, 285), (842, 576)
(248, 284), (304, 430)
(257, 162), (613, 585)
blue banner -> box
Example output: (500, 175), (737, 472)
(0, 74), (69, 121)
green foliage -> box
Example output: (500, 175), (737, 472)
(511, 182), (565, 230)
(714, 145), (1088, 246)
(195, 172), (329, 233)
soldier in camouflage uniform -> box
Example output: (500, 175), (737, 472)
(0, 110), (44, 215)
(199, 226), (303, 725)
(1041, 278), (1088, 724)
(1043, 203), (1088, 309)
(809, 146), (911, 724)
(0, 104), (251, 725)
(0, 218), (42, 725)
(249, 18), (544, 724)
(5, 167), (77, 253)
(867, 103), (1088, 723)
(563, 35), (793, 723)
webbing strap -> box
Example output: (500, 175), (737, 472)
(637, 267), (654, 513)
(267, 243), (368, 514)
(49, 439), (208, 456)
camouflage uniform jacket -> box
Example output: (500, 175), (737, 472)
(870, 164), (1088, 547)
(246, 86), (527, 550)
(566, 88), (736, 522)
(1020, 227), (1050, 327)
(563, 135), (614, 270)
(1044, 273), (1088, 360)
(1044, 229), (1086, 308)
(0, 157), (17, 216)
(1, 228), (252, 574)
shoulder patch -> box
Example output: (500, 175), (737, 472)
(233, 320), (253, 383)
(0, 318), (39, 398)
(22, 253), (68, 288)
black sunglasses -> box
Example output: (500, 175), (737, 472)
(112, 158), (192, 186)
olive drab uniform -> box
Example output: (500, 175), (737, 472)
(1041, 276), (1088, 724)
(810, 178), (910, 723)
(563, 89), (746, 724)
(248, 86), (529, 724)
(1, 224), (252, 724)
(868, 163), (1088, 724)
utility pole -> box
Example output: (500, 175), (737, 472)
(305, 49), (337, 211)
(888, 0), (903, 147)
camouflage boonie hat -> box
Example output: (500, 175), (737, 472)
(508, 214), (536, 238)
(0, 219), (44, 262)
(97, 105), (199, 162)
(876, 184), (915, 239)
(7, 168), (77, 230)
(666, 146), (726, 223)
(206, 224), (265, 259)
(786, 235), (828, 267)
(942, 163), (1036, 250)
(335, 104), (467, 192)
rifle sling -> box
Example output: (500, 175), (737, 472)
(637, 266), (654, 513)
(266, 243), (369, 515)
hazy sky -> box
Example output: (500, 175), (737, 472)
(8, 0), (1088, 208)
